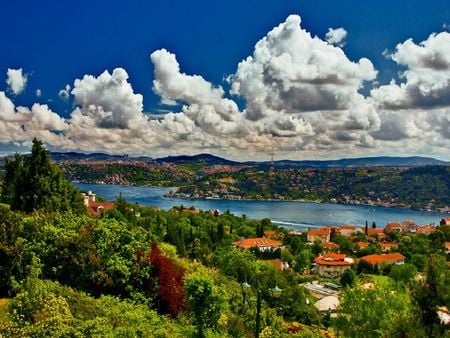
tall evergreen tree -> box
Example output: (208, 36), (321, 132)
(1, 138), (85, 213)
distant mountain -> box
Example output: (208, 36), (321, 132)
(29, 152), (449, 168)
(264, 156), (450, 168)
(156, 153), (240, 166)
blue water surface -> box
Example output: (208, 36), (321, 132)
(74, 183), (448, 230)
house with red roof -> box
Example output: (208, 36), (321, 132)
(86, 201), (115, 216)
(379, 242), (398, 252)
(321, 242), (340, 252)
(307, 227), (331, 243)
(402, 220), (417, 233)
(441, 217), (450, 226)
(233, 238), (283, 252)
(385, 222), (403, 234)
(314, 253), (353, 277)
(355, 241), (369, 250)
(361, 253), (405, 266)
(361, 227), (387, 240)
(339, 225), (357, 237)
(415, 225), (436, 235)
(82, 190), (115, 216)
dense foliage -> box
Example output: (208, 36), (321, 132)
(1, 139), (85, 214)
(176, 166), (450, 210)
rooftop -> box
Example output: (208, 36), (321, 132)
(361, 253), (405, 265)
(314, 253), (352, 266)
(233, 237), (282, 249)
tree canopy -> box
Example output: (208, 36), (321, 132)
(1, 138), (85, 214)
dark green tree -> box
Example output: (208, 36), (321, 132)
(340, 268), (356, 288)
(2, 138), (85, 214)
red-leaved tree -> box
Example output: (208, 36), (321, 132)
(149, 243), (186, 316)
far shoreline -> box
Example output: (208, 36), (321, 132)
(73, 181), (450, 215)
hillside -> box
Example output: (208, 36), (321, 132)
(45, 152), (450, 168)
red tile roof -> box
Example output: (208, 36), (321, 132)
(308, 228), (330, 236)
(361, 253), (405, 265)
(361, 227), (385, 235)
(385, 222), (402, 230)
(314, 253), (352, 266)
(321, 242), (340, 249)
(233, 237), (282, 249)
(402, 220), (416, 226)
(355, 241), (368, 249)
(87, 201), (115, 216)
(340, 225), (356, 230)
(416, 225), (436, 234)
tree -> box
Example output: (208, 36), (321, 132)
(149, 243), (186, 316)
(184, 270), (223, 338)
(1, 138), (85, 214)
(288, 236), (305, 255)
(411, 254), (450, 336)
(356, 259), (374, 275)
(389, 263), (417, 285)
(293, 249), (312, 274)
(335, 285), (425, 337)
(340, 268), (356, 288)
(332, 235), (353, 255)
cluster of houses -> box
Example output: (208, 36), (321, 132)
(232, 218), (450, 278)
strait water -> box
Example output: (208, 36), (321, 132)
(74, 183), (448, 230)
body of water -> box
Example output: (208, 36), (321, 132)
(74, 183), (448, 230)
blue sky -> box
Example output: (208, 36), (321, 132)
(1, 0), (449, 160)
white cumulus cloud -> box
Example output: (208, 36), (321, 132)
(58, 84), (71, 101)
(326, 27), (347, 47)
(6, 68), (28, 95)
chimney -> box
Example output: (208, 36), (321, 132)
(88, 191), (96, 202)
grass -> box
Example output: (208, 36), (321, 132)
(368, 274), (392, 287)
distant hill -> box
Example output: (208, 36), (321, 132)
(156, 153), (239, 166)
(264, 156), (449, 168)
(157, 154), (448, 168)
(1, 151), (446, 169)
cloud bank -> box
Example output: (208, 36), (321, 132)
(0, 15), (449, 160)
